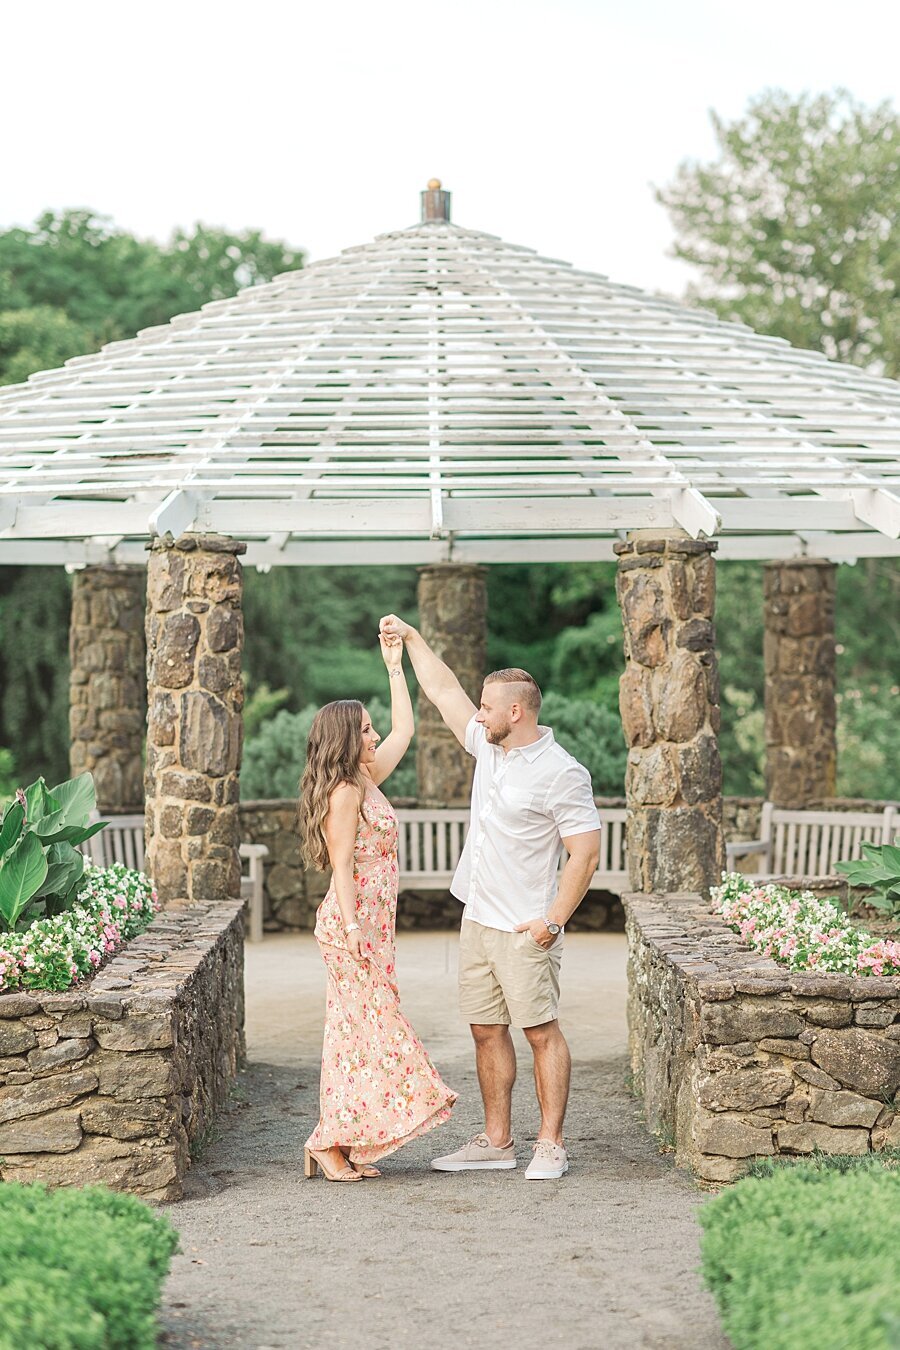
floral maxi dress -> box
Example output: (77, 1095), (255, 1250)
(305, 788), (457, 1165)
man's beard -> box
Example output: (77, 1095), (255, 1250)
(485, 719), (512, 744)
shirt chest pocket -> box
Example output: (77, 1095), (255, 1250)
(495, 786), (540, 826)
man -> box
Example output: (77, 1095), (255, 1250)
(379, 614), (601, 1180)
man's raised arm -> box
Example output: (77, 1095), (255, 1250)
(379, 614), (477, 747)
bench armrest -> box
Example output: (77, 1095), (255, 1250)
(726, 838), (766, 861)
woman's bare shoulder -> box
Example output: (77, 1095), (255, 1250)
(326, 781), (361, 811)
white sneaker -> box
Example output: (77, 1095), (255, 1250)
(524, 1139), (568, 1179)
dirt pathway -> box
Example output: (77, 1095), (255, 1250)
(157, 932), (728, 1350)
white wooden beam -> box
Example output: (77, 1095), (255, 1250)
(848, 487), (900, 539)
(149, 489), (201, 540)
(667, 487), (722, 539)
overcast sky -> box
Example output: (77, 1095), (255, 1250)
(4, 0), (899, 298)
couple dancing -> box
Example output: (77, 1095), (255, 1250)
(299, 613), (601, 1183)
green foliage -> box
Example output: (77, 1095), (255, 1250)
(659, 89), (900, 377)
(836, 682), (900, 799)
(0, 306), (93, 387)
(0, 772), (106, 930)
(0, 567), (72, 787)
(836, 838), (900, 918)
(540, 692), (626, 794)
(243, 677), (291, 738)
(700, 1162), (900, 1350)
(0, 209), (304, 386)
(241, 705), (316, 800)
(241, 696), (417, 801)
(0, 748), (15, 808)
(242, 566), (419, 710)
(0, 1181), (180, 1350)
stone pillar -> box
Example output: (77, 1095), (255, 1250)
(616, 530), (725, 895)
(416, 564), (487, 806)
(144, 535), (245, 906)
(763, 560), (837, 806)
(69, 565), (146, 813)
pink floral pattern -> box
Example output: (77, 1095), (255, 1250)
(305, 788), (457, 1164)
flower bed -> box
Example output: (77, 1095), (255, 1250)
(0, 864), (159, 994)
(624, 888), (900, 1184)
(711, 872), (900, 977)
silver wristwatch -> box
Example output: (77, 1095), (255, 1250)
(545, 919), (561, 936)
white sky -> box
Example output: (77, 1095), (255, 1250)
(4, 0), (899, 298)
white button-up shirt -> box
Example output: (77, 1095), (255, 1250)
(450, 715), (601, 932)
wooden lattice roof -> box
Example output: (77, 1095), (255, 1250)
(1, 183), (899, 566)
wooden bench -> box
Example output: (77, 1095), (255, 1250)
(395, 806), (629, 894)
(81, 814), (269, 942)
(726, 803), (898, 879)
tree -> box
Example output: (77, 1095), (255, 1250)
(0, 306), (93, 387)
(0, 210), (305, 386)
(658, 89), (900, 376)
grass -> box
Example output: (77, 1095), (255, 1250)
(700, 1153), (900, 1350)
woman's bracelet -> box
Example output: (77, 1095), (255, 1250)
(388, 668), (402, 679)
(345, 921), (361, 935)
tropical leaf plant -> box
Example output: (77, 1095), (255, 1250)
(0, 771), (107, 930)
(835, 838), (900, 919)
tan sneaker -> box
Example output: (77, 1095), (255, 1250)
(524, 1139), (568, 1179)
(431, 1133), (517, 1171)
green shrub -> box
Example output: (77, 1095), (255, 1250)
(241, 697), (417, 800)
(0, 1182), (180, 1349)
(700, 1162), (900, 1350)
(540, 692), (626, 794)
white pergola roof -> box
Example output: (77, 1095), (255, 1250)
(1, 191), (900, 567)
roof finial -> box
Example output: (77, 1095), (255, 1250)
(421, 179), (451, 223)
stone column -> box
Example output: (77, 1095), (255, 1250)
(416, 564), (487, 806)
(763, 560), (837, 806)
(69, 565), (146, 813)
(616, 530), (725, 895)
(144, 535), (245, 906)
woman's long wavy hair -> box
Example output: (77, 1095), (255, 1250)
(299, 700), (370, 871)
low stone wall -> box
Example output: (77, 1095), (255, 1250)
(0, 896), (245, 1202)
(625, 890), (900, 1183)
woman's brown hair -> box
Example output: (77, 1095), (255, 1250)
(298, 700), (370, 871)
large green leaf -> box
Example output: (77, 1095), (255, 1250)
(22, 778), (59, 828)
(879, 843), (900, 875)
(33, 842), (85, 900)
(46, 772), (96, 827)
(39, 819), (108, 848)
(32, 808), (67, 839)
(0, 801), (24, 855)
(0, 831), (49, 927)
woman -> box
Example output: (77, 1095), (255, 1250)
(299, 632), (457, 1182)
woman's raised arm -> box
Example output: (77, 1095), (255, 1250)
(371, 632), (414, 786)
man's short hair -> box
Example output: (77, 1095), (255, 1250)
(483, 667), (542, 713)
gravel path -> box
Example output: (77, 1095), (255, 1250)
(157, 931), (729, 1350)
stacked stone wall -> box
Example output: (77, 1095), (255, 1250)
(69, 565), (146, 813)
(145, 535), (245, 906)
(0, 897), (244, 1202)
(625, 891), (900, 1183)
(764, 559), (837, 806)
(616, 533), (725, 894)
(416, 565), (487, 806)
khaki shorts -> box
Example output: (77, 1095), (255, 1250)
(458, 919), (563, 1028)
